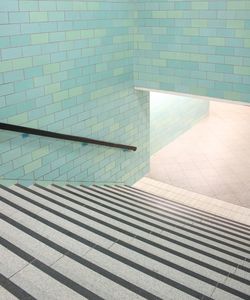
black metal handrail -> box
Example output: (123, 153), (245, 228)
(0, 123), (137, 151)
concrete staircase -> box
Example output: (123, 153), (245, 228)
(0, 183), (249, 299)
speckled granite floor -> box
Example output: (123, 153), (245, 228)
(1, 182), (249, 299)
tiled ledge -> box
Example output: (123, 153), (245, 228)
(134, 177), (250, 226)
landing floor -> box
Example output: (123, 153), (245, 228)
(148, 101), (250, 208)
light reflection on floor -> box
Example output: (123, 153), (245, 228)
(148, 100), (250, 208)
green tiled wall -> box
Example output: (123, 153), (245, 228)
(150, 92), (209, 154)
(0, 0), (149, 185)
(134, 1), (250, 103)
(1, 0), (249, 185)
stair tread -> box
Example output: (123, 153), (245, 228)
(1, 183), (249, 300)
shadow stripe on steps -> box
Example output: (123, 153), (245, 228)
(126, 185), (250, 231)
(82, 184), (250, 244)
(0, 213), (214, 300)
(7, 184), (249, 272)
(1, 210), (249, 300)
(0, 237), (104, 300)
(47, 184), (250, 259)
(0, 273), (35, 300)
(106, 185), (250, 238)
(1, 191), (249, 286)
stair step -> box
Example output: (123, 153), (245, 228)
(1, 183), (249, 300)
(116, 185), (250, 235)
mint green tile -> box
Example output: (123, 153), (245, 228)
(45, 83), (61, 95)
(43, 63), (60, 74)
(12, 58), (32, 70)
(31, 33), (49, 44)
(69, 86), (83, 97)
(0, 61), (13, 72)
(30, 12), (48, 22)
(19, 1), (39, 11)
(33, 75), (51, 87)
(24, 159), (42, 174)
(192, 20), (208, 28)
(227, 1), (246, 9)
(87, 2), (100, 10)
(208, 37), (225, 46)
(234, 66), (250, 76)
(152, 11), (168, 19)
(66, 30), (81, 41)
(227, 20), (244, 29)
(32, 146), (49, 160)
(39, 1), (57, 11)
(53, 90), (69, 102)
(192, 2), (208, 10)
(244, 39), (250, 48)
(8, 112), (28, 125)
